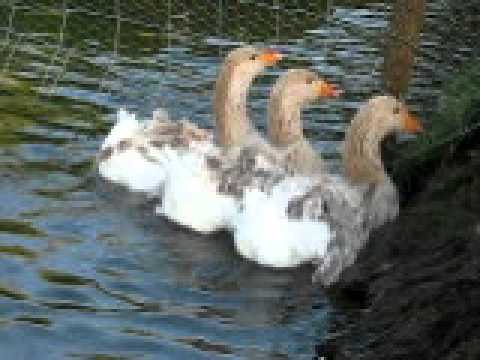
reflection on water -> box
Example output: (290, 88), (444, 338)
(0, 0), (478, 358)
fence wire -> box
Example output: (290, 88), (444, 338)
(0, 1), (478, 137)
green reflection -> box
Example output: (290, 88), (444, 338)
(0, 244), (38, 259)
(0, 74), (106, 147)
(0, 218), (46, 237)
(14, 315), (52, 326)
(39, 268), (93, 286)
(0, 284), (29, 301)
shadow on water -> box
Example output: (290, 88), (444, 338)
(0, 0), (478, 359)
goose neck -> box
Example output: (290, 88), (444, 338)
(267, 91), (304, 147)
(342, 109), (389, 185)
(214, 65), (252, 147)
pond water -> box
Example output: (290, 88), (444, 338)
(0, 1), (477, 359)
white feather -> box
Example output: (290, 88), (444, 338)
(98, 147), (167, 195)
(98, 109), (212, 195)
(156, 148), (237, 233)
(101, 109), (141, 149)
(99, 109), (170, 194)
(232, 178), (332, 267)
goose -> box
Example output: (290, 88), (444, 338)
(97, 46), (282, 195)
(158, 70), (340, 233)
(232, 95), (423, 286)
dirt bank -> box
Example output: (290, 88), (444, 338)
(319, 64), (480, 360)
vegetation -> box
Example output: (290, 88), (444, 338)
(385, 61), (480, 198)
(323, 61), (480, 360)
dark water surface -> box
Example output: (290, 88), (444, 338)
(0, 1), (477, 359)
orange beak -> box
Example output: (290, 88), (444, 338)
(314, 80), (342, 98)
(256, 49), (283, 66)
(401, 110), (423, 134)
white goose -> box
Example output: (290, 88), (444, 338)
(233, 94), (423, 286)
(97, 47), (283, 233)
(97, 46), (282, 195)
(158, 69), (339, 233)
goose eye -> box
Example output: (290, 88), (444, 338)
(393, 106), (400, 115)
(306, 78), (314, 85)
(249, 54), (257, 61)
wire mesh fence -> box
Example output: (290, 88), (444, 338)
(0, 0), (478, 151)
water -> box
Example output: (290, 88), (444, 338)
(0, 1), (478, 359)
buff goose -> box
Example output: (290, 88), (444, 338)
(233, 95), (423, 286)
(97, 46), (282, 195)
(157, 69), (339, 233)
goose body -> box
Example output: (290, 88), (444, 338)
(234, 176), (331, 267)
(155, 145), (237, 233)
(155, 68), (339, 235)
(98, 108), (210, 195)
(97, 47), (282, 232)
(232, 95), (422, 285)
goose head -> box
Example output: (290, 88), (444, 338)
(214, 46), (283, 147)
(362, 95), (423, 136)
(222, 46), (282, 78)
(343, 95), (423, 184)
(268, 69), (340, 146)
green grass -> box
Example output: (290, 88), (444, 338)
(403, 61), (480, 159)
(390, 60), (480, 175)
